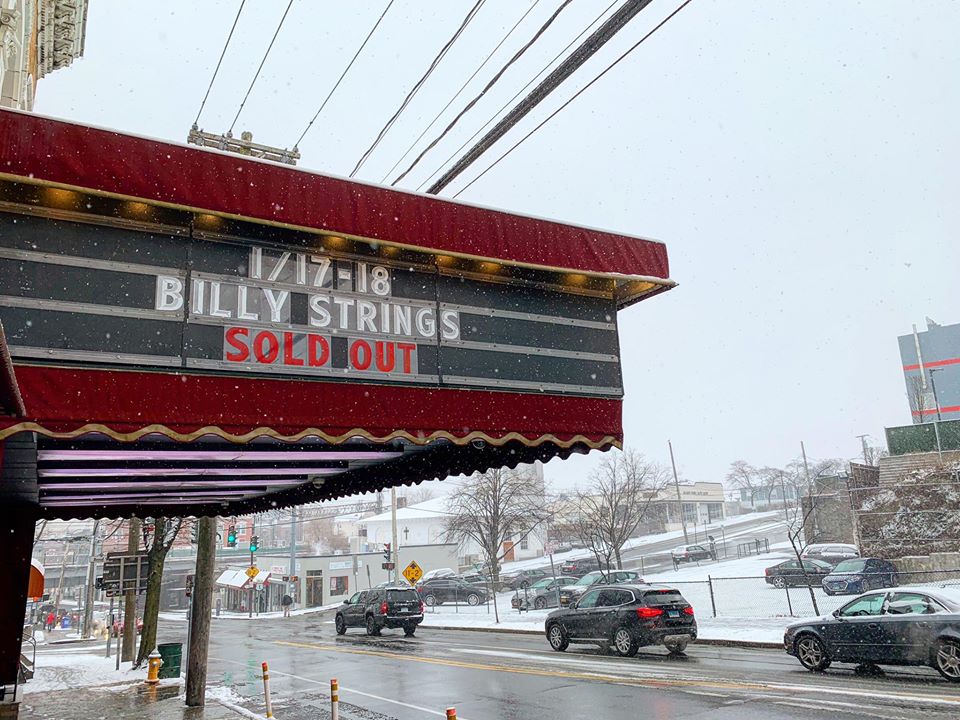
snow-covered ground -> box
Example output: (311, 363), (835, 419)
(158, 602), (341, 623)
(25, 644), (146, 694)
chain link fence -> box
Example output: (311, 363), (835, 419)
(647, 568), (960, 619)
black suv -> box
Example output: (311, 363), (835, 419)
(418, 578), (489, 606)
(545, 584), (697, 656)
(335, 586), (423, 637)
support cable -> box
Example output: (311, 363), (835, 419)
(416, 0), (620, 193)
(350, 0), (487, 178)
(451, 0), (694, 198)
(294, 0), (396, 150)
(192, 0), (247, 127)
(378, 0), (544, 185)
(228, 0), (296, 135)
(426, 0), (656, 195)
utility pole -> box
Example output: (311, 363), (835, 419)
(288, 507), (298, 605)
(186, 516), (217, 707)
(800, 441), (812, 494)
(668, 441), (689, 544)
(390, 487), (400, 583)
(122, 517), (140, 662)
(51, 539), (70, 632)
(930, 368), (944, 461)
(779, 472), (789, 522)
(855, 434), (870, 465)
(82, 519), (101, 639)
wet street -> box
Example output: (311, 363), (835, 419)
(155, 612), (960, 720)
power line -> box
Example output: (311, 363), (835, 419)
(426, 0), (656, 195)
(451, 0), (693, 198)
(294, 0), (396, 150)
(392, 0), (575, 187)
(228, 0), (296, 135)
(350, 0), (487, 178)
(379, 0), (544, 185)
(192, 0), (247, 127)
(416, 0), (620, 193)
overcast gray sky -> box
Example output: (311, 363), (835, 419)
(34, 0), (959, 490)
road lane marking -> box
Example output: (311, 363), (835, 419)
(272, 640), (960, 708)
(210, 655), (473, 720)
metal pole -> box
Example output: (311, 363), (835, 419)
(707, 576), (717, 617)
(930, 369), (944, 461)
(82, 519), (100, 639)
(856, 434), (870, 465)
(779, 472), (789, 522)
(122, 518), (140, 662)
(668, 440), (689, 544)
(390, 486), (400, 584)
(288, 507), (298, 606)
(800, 441), (812, 495)
(106, 597), (113, 658)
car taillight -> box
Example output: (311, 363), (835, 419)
(682, 606), (694, 616)
(764, 567), (771, 575)
(636, 607), (664, 619)
(419, 601), (425, 614)
(380, 601), (389, 615)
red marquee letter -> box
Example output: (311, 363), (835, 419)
(225, 327), (249, 362)
(253, 331), (280, 364)
(350, 339), (372, 370)
(308, 335), (329, 367)
(397, 343), (416, 374)
(375, 341), (395, 372)
(283, 332), (304, 366)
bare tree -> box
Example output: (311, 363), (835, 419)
(574, 449), (670, 570)
(445, 466), (552, 622)
(907, 375), (928, 425)
(135, 517), (184, 666)
(725, 460), (775, 508)
(404, 483), (437, 505)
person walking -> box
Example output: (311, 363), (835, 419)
(45, 611), (56, 632)
(281, 593), (293, 618)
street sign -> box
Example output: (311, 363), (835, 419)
(101, 552), (150, 597)
(381, 562), (395, 570)
(245, 566), (259, 579)
(402, 561), (423, 585)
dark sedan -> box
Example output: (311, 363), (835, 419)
(764, 559), (833, 588)
(559, 556), (607, 576)
(499, 568), (549, 590)
(821, 558), (898, 596)
(511, 576), (578, 610)
(418, 578), (489, 606)
(784, 587), (960, 681)
(546, 584), (697, 656)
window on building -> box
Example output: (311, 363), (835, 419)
(520, 533), (529, 550)
(682, 503), (697, 524)
(330, 576), (349, 597)
(707, 503), (724, 523)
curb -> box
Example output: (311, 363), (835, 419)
(420, 624), (781, 650)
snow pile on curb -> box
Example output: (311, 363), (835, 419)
(25, 646), (145, 694)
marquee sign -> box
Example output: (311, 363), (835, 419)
(0, 211), (623, 397)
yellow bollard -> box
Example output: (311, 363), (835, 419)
(145, 649), (162, 685)
(446, 707), (457, 720)
(262, 662), (273, 718)
(331, 678), (339, 720)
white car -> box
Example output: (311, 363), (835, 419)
(420, 568), (457, 582)
(800, 543), (859, 567)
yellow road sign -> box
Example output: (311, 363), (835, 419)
(245, 565), (259, 578)
(402, 561), (423, 585)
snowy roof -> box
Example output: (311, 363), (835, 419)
(216, 567), (270, 589)
(359, 496), (452, 524)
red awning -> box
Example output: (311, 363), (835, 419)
(0, 108), (670, 285)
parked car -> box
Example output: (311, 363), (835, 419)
(822, 558), (898, 596)
(335, 586), (423, 637)
(764, 559), (833, 588)
(111, 616), (143, 637)
(499, 568), (549, 590)
(418, 578), (489, 606)
(801, 543), (860, 568)
(511, 576), (579, 610)
(558, 570), (642, 607)
(559, 557), (608, 576)
(545, 584), (697, 656)
(420, 568), (457, 583)
(671, 544), (715, 564)
(784, 587), (960, 681)
(457, 572), (490, 585)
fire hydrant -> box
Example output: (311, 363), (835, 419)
(146, 649), (163, 685)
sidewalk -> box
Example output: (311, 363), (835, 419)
(22, 684), (239, 720)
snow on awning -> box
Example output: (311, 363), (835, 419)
(216, 568), (270, 590)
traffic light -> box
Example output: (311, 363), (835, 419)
(227, 525), (237, 547)
(383, 543), (391, 562)
(250, 535), (259, 553)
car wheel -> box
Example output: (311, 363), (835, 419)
(403, 624), (417, 637)
(335, 615), (347, 635)
(772, 576), (786, 589)
(613, 628), (639, 657)
(365, 616), (381, 637)
(665, 640), (688, 655)
(423, 594), (437, 607)
(466, 593), (481, 606)
(795, 634), (831, 672)
(534, 596), (547, 610)
(547, 623), (569, 652)
(934, 638), (960, 682)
